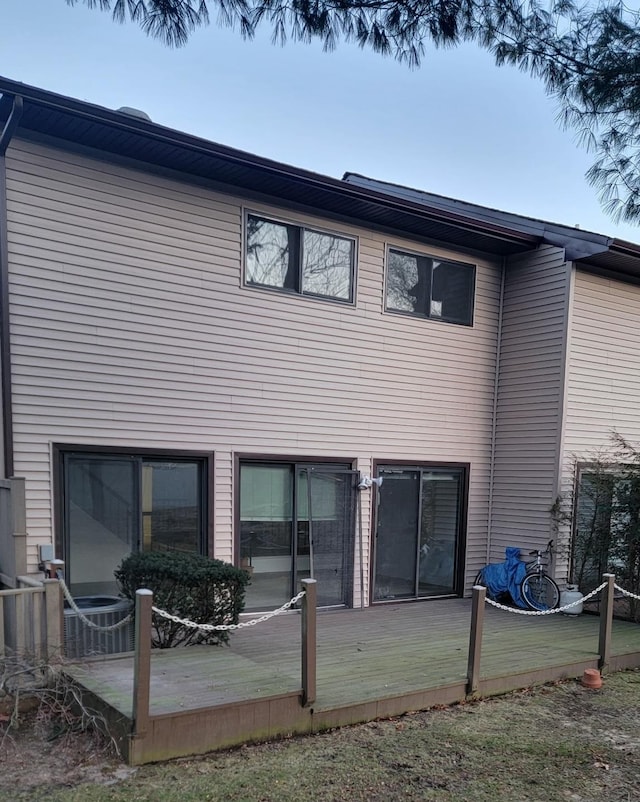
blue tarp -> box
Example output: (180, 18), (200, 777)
(479, 547), (528, 609)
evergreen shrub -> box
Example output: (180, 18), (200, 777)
(115, 551), (250, 648)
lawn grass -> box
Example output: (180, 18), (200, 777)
(7, 670), (640, 802)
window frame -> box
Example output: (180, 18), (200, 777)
(234, 453), (359, 608)
(570, 460), (632, 588)
(243, 209), (358, 305)
(233, 453), (357, 567)
(370, 458), (469, 603)
(53, 445), (214, 580)
(384, 244), (476, 327)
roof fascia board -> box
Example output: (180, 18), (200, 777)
(574, 260), (640, 288)
(610, 239), (640, 258)
(0, 78), (538, 250)
(345, 172), (614, 261)
(11, 128), (527, 263)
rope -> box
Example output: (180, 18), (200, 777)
(57, 572), (133, 632)
(484, 581), (608, 616)
(152, 589), (307, 632)
(614, 584), (640, 602)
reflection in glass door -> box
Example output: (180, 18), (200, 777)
(373, 465), (465, 601)
(64, 453), (204, 596)
(239, 463), (357, 611)
(296, 469), (357, 607)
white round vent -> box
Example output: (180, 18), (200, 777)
(116, 106), (152, 122)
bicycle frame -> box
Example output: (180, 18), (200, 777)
(523, 540), (553, 576)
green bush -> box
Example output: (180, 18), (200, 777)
(115, 551), (250, 648)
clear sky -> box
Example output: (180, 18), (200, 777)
(2, 0), (638, 242)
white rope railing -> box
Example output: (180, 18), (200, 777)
(151, 589), (306, 632)
(614, 583), (640, 602)
(483, 581), (608, 616)
(57, 572), (133, 632)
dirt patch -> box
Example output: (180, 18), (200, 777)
(0, 708), (134, 799)
(3, 670), (640, 802)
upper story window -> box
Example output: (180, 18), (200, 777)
(386, 247), (475, 326)
(245, 213), (356, 303)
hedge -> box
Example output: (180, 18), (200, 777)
(115, 551), (250, 648)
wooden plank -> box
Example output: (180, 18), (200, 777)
(599, 574), (616, 671)
(32, 591), (42, 660)
(0, 596), (5, 658)
(15, 592), (26, 654)
(61, 598), (640, 766)
(44, 579), (63, 659)
(467, 585), (485, 693)
(301, 579), (316, 707)
(132, 589), (153, 737)
(0, 586), (43, 597)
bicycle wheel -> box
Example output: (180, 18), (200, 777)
(520, 573), (560, 611)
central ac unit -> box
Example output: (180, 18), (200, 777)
(64, 595), (134, 658)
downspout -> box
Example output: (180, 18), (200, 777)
(486, 255), (506, 564)
(0, 95), (24, 478)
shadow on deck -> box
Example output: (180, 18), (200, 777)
(64, 592), (640, 765)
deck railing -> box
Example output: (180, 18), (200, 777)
(466, 572), (622, 693)
(131, 578), (317, 738)
(123, 571), (636, 755)
(0, 578), (64, 660)
(0, 478), (28, 588)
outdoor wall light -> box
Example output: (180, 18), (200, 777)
(357, 475), (383, 490)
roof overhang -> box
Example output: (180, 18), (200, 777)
(2, 76), (640, 277)
(0, 76), (539, 258)
(577, 239), (640, 283)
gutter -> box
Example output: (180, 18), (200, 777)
(0, 76), (537, 249)
(0, 94), (23, 477)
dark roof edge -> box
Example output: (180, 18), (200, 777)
(0, 76), (540, 249)
(611, 238), (640, 257)
(343, 171), (616, 263)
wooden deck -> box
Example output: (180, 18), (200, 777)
(64, 598), (640, 764)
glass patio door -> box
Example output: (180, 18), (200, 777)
(239, 463), (357, 610)
(63, 452), (205, 596)
(295, 469), (358, 608)
(373, 466), (465, 601)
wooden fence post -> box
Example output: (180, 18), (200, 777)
(10, 477), (28, 577)
(598, 573), (615, 672)
(467, 585), (486, 695)
(44, 579), (63, 660)
(132, 589), (153, 738)
(301, 578), (317, 707)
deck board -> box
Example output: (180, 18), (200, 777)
(64, 599), (640, 763)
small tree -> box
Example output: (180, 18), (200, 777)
(115, 551), (250, 648)
(68, 0), (640, 223)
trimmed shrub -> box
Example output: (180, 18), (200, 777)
(115, 551), (250, 648)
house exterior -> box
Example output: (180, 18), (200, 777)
(1, 77), (639, 611)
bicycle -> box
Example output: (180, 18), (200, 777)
(474, 540), (560, 611)
(519, 540), (560, 611)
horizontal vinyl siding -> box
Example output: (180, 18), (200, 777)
(6, 138), (500, 591)
(490, 245), (569, 565)
(562, 272), (640, 565)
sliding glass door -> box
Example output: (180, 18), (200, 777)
(239, 462), (357, 610)
(373, 465), (466, 601)
(62, 451), (206, 596)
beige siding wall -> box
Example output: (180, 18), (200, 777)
(562, 269), (640, 578)
(490, 245), (570, 566)
(5, 138), (501, 596)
